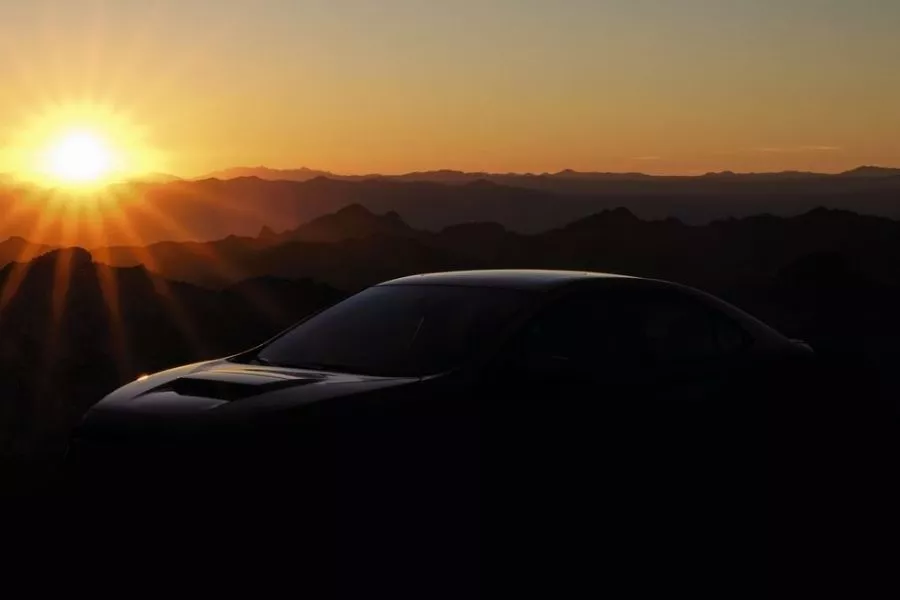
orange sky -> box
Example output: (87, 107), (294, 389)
(0, 0), (898, 177)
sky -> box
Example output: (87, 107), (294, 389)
(0, 0), (898, 176)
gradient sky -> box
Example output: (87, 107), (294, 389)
(0, 0), (898, 176)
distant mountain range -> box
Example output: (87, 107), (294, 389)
(61, 202), (900, 296)
(200, 165), (900, 186)
(0, 166), (899, 246)
(8, 164), (900, 189)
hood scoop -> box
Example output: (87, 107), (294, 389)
(159, 367), (323, 401)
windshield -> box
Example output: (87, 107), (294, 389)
(255, 284), (533, 377)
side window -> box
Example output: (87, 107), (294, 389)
(504, 287), (750, 378)
(632, 292), (750, 365)
(516, 290), (642, 367)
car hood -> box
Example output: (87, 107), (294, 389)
(79, 359), (420, 435)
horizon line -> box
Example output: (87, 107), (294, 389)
(2, 163), (898, 188)
(179, 163), (900, 181)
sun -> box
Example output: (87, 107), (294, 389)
(5, 101), (165, 188)
(43, 129), (115, 184)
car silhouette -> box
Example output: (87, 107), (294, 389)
(65, 269), (811, 589)
(68, 267), (812, 483)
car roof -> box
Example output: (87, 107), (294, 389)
(379, 269), (636, 290)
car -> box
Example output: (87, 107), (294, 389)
(68, 267), (813, 484)
(64, 269), (812, 586)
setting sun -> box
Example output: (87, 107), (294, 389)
(5, 101), (163, 188)
(42, 130), (115, 184)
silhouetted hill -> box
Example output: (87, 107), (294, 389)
(0, 237), (55, 266)
(837, 166), (900, 178)
(700, 170), (824, 181)
(90, 206), (427, 288)
(244, 235), (473, 291)
(129, 172), (183, 183)
(257, 225), (278, 241)
(199, 166), (348, 181)
(273, 203), (416, 244)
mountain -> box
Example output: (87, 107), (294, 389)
(272, 203), (416, 244)
(0, 237), (55, 266)
(699, 170), (824, 181)
(837, 166), (900, 178)
(257, 225), (278, 241)
(89, 204), (420, 288)
(128, 172), (183, 183)
(551, 169), (657, 181)
(199, 166), (352, 181)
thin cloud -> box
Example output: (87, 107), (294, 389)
(755, 145), (841, 153)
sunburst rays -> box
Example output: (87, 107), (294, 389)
(0, 0), (287, 372)
(0, 179), (289, 389)
(118, 194), (287, 329)
(85, 185), (210, 363)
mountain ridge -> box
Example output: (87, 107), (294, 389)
(51, 203), (900, 293)
(3, 168), (900, 246)
(199, 164), (900, 184)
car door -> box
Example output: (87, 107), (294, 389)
(485, 282), (757, 426)
(620, 285), (763, 511)
(479, 283), (760, 573)
(479, 285), (646, 503)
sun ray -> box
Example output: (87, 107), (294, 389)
(50, 201), (80, 324)
(93, 186), (208, 361)
(83, 187), (289, 353)
(34, 192), (84, 420)
(0, 184), (35, 235)
(87, 201), (135, 381)
(125, 200), (287, 324)
(0, 191), (66, 315)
